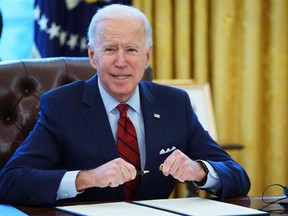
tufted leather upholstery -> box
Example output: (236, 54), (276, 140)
(0, 57), (152, 170)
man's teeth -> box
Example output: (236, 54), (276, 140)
(113, 75), (129, 79)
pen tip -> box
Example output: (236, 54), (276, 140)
(137, 170), (150, 175)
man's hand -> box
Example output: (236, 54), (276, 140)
(76, 158), (136, 191)
(161, 150), (207, 183)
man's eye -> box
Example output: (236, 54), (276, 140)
(105, 48), (115, 52)
(127, 48), (138, 52)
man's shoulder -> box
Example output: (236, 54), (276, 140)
(140, 81), (187, 95)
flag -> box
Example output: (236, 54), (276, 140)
(33, 0), (131, 58)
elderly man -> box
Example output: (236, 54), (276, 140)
(0, 4), (250, 205)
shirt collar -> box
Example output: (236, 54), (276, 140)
(98, 79), (142, 115)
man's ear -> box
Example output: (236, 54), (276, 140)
(87, 45), (97, 69)
(145, 46), (152, 68)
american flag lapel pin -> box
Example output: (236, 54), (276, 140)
(154, 113), (160, 119)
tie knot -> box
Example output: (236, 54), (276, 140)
(117, 104), (129, 117)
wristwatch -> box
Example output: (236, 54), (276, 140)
(195, 161), (209, 186)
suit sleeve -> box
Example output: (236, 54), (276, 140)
(183, 92), (250, 199)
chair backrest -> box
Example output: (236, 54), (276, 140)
(0, 57), (152, 169)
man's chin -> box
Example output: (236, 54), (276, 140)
(111, 88), (135, 102)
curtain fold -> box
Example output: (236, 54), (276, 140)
(239, 0), (264, 195)
(175, 0), (192, 79)
(132, 0), (288, 197)
(193, 0), (209, 82)
(154, 0), (173, 79)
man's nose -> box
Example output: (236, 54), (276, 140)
(115, 50), (127, 67)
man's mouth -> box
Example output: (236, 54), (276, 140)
(112, 75), (130, 80)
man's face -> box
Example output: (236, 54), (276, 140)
(88, 18), (152, 103)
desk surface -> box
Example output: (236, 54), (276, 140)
(225, 196), (288, 215)
(14, 196), (288, 216)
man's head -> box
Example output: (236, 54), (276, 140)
(87, 4), (153, 103)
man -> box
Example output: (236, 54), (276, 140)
(0, 4), (250, 206)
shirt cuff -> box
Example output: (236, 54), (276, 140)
(56, 170), (81, 200)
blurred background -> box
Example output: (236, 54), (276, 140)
(0, 0), (287, 197)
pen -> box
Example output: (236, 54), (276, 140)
(137, 165), (163, 175)
(137, 170), (150, 175)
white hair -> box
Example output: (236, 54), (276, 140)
(87, 4), (153, 50)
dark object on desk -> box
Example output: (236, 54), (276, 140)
(0, 57), (152, 170)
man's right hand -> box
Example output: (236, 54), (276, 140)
(75, 158), (137, 191)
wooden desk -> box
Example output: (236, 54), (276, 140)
(225, 196), (288, 215)
(15, 196), (288, 216)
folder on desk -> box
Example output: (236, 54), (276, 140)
(57, 201), (176, 216)
(56, 197), (268, 216)
(0, 204), (28, 216)
(134, 197), (268, 216)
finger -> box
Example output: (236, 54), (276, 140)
(121, 162), (136, 182)
(162, 149), (183, 176)
(170, 155), (190, 178)
(162, 156), (176, 176)
(178, 158), (197, 181)
(178, 172), (189, 182)
(119, 159), (137, 181)
(169, 157), (182, 176)
(162, 150), (193, 180)
(106, 158), (127, 187)
(174, 160), (196, 182)
(174, 161), (191, 181)
(106, 169), (121, 187)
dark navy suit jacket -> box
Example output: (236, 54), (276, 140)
(0, 75), (250, 205)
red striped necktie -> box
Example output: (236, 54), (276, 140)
(117, 104), (141, 200)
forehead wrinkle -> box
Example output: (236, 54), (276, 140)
(95, 18), (145, 48)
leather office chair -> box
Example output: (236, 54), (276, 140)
(0, 57), (152, 170)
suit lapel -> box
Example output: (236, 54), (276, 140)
(139, 82), (163, 171)
(81, 75), (119, 162)
(135, 82), (166, 199)
(82, 76), (124, 199)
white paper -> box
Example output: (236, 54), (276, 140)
(135, 197), (267, 216)
(56, 201), (178, 216)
